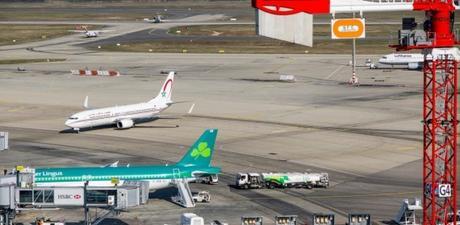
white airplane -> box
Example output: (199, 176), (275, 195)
(65, 72), (175, 132)
(143, 15), (163, 23)
(70, 26), (112, 38)
(378, 53), (424, 70)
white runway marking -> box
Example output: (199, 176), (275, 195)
(187, 103), (195, 114)
(325, 65), (344, 80)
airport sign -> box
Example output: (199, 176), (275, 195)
(54, 188), (84, 206)
(331, 18), (366, 39)
(438, 184), (452, 198)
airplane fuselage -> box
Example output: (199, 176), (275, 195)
(378, 53), (424, 65)
(85, 31), (98, 38)
(65, 102), (169, 130)
(66, 72), (174, 131)
(33, 129), (220, 193)
(34, 165), (207, 191)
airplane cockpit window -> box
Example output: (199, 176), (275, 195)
(68, 117), (78, 120)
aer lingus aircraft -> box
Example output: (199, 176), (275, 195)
(35, 129), (220, 190)
(34, 129), (220, 191)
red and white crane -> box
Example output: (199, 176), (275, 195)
(252, 1), (459, 225)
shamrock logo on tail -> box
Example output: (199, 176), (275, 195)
(191, 142), (211, 159)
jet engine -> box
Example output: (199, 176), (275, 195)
(408, 62), (421, 70)
(116, 119), (134, 129)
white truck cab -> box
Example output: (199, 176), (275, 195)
(236, 173), (263, 189)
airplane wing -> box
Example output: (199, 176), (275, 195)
(101, 161), (119, 168)
(69, 29), (114, 33)
(165, 100), (191, 106)
(94, 30), (114, 33)
(100, 161), (131, 168)
(191, 167), (221, 178)
(155, 103), (195, 119)
(68, 30), (87, 33)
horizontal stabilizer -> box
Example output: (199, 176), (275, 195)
(256, 9), (313, 47)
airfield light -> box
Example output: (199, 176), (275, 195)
(275, 215), (297, 225)
(241, 216), (263, 225)
(312, 214), (335, 225)
(348, 214), (370, 225)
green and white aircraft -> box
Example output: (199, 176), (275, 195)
(34, 129), (220, 191)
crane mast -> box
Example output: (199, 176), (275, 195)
(252, 1), (459, 225)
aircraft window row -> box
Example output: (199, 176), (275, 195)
(37, 174), (171, 181)
(89, 114), (110, 119)
(118, 174), (162, 179)
(122, 108), (152, 115)
(37, 176), (86, 181)
(68, 117), (79, 120)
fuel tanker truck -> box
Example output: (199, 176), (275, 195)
(235, 172), (329, 189)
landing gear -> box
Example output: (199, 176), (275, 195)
(73, 128), (80, 134)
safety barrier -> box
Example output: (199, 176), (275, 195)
(70, 70), (120, 77)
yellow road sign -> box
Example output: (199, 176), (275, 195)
(331, 18), (366, 39)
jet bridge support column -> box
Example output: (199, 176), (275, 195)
(0, 184), (16, 225)
(84, 181), (90, 225)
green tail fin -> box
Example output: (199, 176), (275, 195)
(177, 129), (218, 167)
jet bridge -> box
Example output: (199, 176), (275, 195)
(0, 172), (148, 225)
(15, 186), (141, 209)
